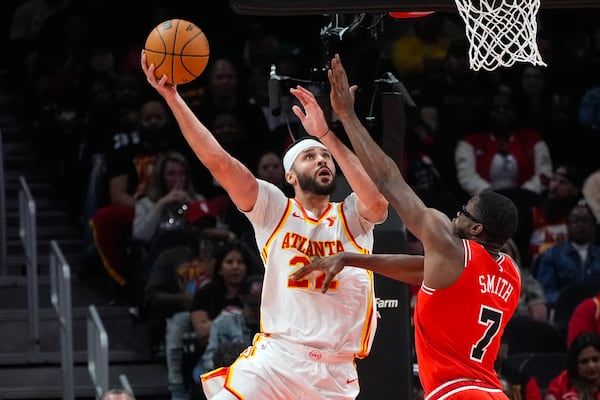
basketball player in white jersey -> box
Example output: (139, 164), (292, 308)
(141, 52), (388, 399)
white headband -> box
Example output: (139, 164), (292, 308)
(283, 139), (328, 173)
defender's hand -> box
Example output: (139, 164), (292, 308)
(290, 253), (346, 293)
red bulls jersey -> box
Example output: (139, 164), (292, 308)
(415, 239), (521, 399)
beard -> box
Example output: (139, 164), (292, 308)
(296, 171), (336, 196)
(452, 221), (468, 239)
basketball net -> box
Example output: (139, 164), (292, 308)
(453, 0), (547, 71)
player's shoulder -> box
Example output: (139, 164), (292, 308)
(339, 192), (360, 214)
(253, 179), (289, 210)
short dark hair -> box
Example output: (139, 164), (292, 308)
(475, 191), (518, 243)
(570, 201), (595, 221)
(555, 164), (584, 188)
(100, 388), (135, 400)
(212, 341), (248, 368)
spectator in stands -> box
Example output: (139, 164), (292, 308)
(567, 291), (600, 349)
(25, 6), (119, 202)
(193, 273), (263, 382)
(78, 72), (147, 278)
(545, 332), (600, 400)
(8, 0), (70, 57)
(182, 57), (271, 192)
(132, 150), (210, 291)
(583, 169), (600, 242)
(89, 98), (184, 297)
(142, 201), (238, 318)
(401, 111), (462, 218)
(180, 110), (267, 222)
(578, 85), (600, 135)
(211, 341), (249, 369)
(517, 164), (584, 269)
(513, 65), (552, 132)
(413, 38), (494, 199)
(454, 86), (553, 202)
(540, 89), (592, 173)
(189, 241), (260, 352)
(142, 245), (211, 323)
(166, 241), (259, 400)
(501, 238), (549, 322)
(577, 67), (600, 175)
(255, 150), (288, 193)
(536, 203), (600, 308)
(142, 213), (234, 354)
(77, 76), (121, 273)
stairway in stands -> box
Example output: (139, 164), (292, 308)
(0, 71), (169, 399)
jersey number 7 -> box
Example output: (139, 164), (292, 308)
(470, 305), (502, 362)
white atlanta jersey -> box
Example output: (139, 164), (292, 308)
(244, 180), (379, 358)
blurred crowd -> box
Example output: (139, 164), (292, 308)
(5, 1), (600, 399)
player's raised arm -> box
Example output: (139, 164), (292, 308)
(326, 55), (458, 248)
(141, 51), (257, 212)
(290, 85), (388, 223)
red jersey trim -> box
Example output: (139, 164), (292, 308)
(421, 284), (435, 296)
(293, 198), (333, 224)
(338, 202), (369, 254)
(357, 270), (375, 358)
(426, 378), (503, 400)
(200, 366), (228, 382)
(223, 363), (244, 400)
(261, 199), (293, 262)
(463, 239), (471, 267)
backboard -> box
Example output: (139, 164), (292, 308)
(230, 0), (600, 15)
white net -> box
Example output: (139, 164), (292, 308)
(454, 0), (547, 71)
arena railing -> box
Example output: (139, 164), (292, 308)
(19, 175), (39, 353)
(50, 240), (74, 400)
(119, 374), (134, 396)
(87, 304), (109, 399)
(0, 129), (6, 275)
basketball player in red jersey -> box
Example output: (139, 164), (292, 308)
(291, 54), (521, 400)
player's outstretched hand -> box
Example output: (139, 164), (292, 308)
(328, 54), (358, 120)
(141, 50), (178, 100)
(290, 85), (330, 139)
(290, 253), (346, 293)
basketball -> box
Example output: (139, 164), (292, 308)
(144, 19), (210, 85)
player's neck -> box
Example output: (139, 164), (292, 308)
(472, 237), (502, 260)
(294, 192), (331, 218)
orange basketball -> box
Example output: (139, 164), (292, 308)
(144, 19), (210, 85)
